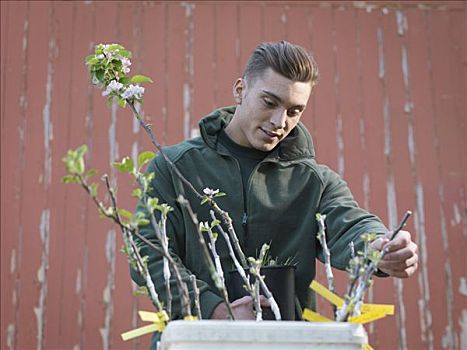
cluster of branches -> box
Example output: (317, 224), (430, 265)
(315, 211), (412, 321)
(62, 43), (281, 323)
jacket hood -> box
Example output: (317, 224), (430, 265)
(198, 106), (315, 160)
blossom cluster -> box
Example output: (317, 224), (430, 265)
(86, 43), (152, 105)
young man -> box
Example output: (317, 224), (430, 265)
(132, 41), (418, 326)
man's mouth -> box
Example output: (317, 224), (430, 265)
(260, 127), (281, 139)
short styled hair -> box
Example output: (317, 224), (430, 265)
(243, 41), (319, 88)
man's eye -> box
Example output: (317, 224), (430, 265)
(287, 109), (301, 117)
(263, 99), (276, 108)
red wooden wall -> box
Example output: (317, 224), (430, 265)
(1, 1), (465, 349)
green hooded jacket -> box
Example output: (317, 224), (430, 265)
(132, 106), (388, 323)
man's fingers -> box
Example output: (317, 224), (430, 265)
(231, 296), (254, 307)
(259, 295), (271, 308)
(379, 253), (418, 271)
(383, 230), (411, 252)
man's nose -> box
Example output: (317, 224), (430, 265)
(270, 109), (287, 129)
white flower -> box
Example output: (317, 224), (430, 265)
(203, 188), (219, 196)
(120, 84), (145, 100)
(120, 56), (132, 74)
(96, 54), (105, 60)
(102, 80), (123, 96)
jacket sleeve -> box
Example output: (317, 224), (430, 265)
(316, 165), (389, 270)
(130, 154), (224, 319)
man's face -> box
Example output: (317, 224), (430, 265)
(226, 68), (312, 152)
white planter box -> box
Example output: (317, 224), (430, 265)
(159, 320), (368, 350)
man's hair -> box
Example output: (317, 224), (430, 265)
(243, 41), (319, 88)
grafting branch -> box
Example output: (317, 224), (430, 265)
(74, 172), (164, 313)
(190, 275), (202, 319)
(335, 211), (412, 322)
(315, 213), (335, 293)
(177, 195), (234, 320)
(248, 244), (282, 321)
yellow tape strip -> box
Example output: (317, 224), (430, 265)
(183, 315), (199, 321)
(121, 310), (168, 341)
(121, 323), (163, 341)
(349, 310), (390, 324)
(310, 280), (344, 307)
(361, 303), (394, 315)
(363, 343), (374, 350)
(302, 308), (332, 322)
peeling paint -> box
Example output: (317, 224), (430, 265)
(183, 83), (191, 141)
(460, 310), (467, 350)
(76, 268), (82, 294)
(42, 29), (56, 188)
(396, 10), (408, 36)
(6, 323), (15, 350)
(459, 277), (467, 296)
(34, 209), (51, 350)
(331, 9), (344, 177)
(399, 10), (434, 348)
(100, 230), (116, 350)
(414, 185), (434, 349)
(10, 248), (16, 274)
(108, 101), (119, 164)
(182, 2), (194, 141)
(131, 141), (139, 167)
(378, 24), (407, 350)
(451, 203), (461, 226)
(422, 9), (458, 349)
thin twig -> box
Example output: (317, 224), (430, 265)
(177, 196), (234, 320)
(316, 213), (335, 293)
(190, 275), (202, 319)
(249, 244), (282, 321)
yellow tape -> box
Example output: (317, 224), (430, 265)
(363, 344), (374, 350)
(121, 310), (168, 341)
(361, 303), (394, 315)
(348, 310), (390, 324)
(310, 280), (344, 307)
(183, 315), (199, 321)
(302, 308), (332, 322)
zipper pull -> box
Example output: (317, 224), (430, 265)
(242, 213), (248, 226)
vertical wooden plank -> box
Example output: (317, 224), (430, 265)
(0, 2), (29, 349)
(42, 3), (75, 349)
(14, 1), (53, 348)
(307, 6), (338, 173)
(82, 2), (117, 348)
(192, 3), (216, 124)
(429, 7), (466, 350)
(378, 9), (411, 350)
(214, 2), (240, 106)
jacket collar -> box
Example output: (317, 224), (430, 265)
(199, 106), (315, 161)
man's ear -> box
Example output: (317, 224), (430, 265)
(233, 78), (245, 105)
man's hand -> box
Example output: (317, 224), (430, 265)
(210, 295), (270, 320)
(370, 230), (419, 278)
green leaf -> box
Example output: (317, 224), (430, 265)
(137, 218), (150, 226)
(86, 168), (97, 178)
(118, 209), (133, 221)
(137, 151), (156, 169)
(146, 197), (159, 211)
(117, 96), (127, 108)
(132, 188), (142, 199)
(210, 219), (221, 228)
(113, 157), (134, 173)
(130, 74), (153, 84)
(214, 192), (226, 198)
(200, 197), (209, 205)
(62, 175), (78, 184)
(90, 183), (98, 198)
